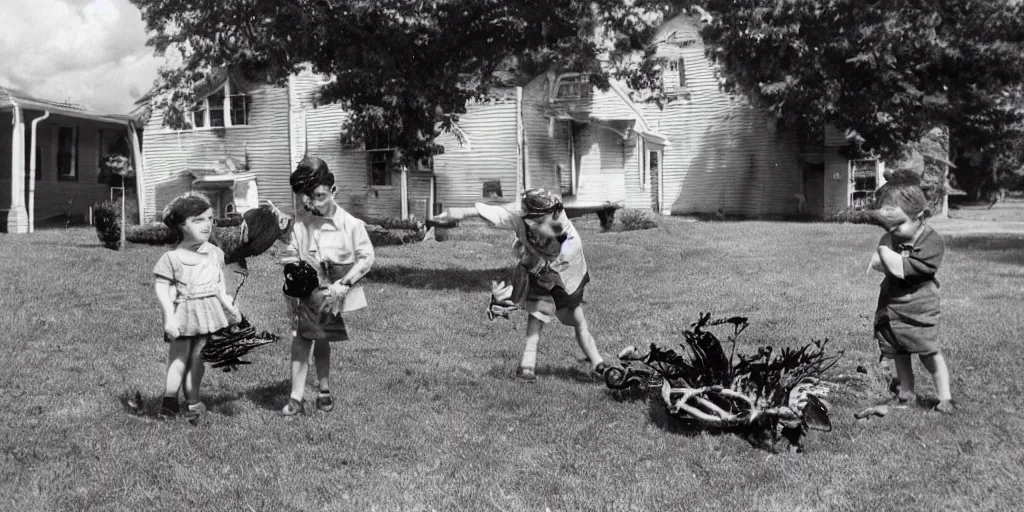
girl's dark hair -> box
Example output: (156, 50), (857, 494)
(873, 169), (930, 218)
(290, 155), (335, 197)
(162, 192), (213, 241)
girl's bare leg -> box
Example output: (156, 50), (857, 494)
(313, 340), (331, 392)
(920, 352), (952, 401)
(290, 335), (314, 401)
(182, 337), (207, 405)
(555, 306), (604, 370)
(520, 315), (544, 372)
(164, 339), (190, 398)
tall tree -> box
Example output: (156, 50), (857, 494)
(132, 0), (1024, 178)
(131, 0), (672, 161)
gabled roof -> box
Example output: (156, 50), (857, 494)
(0, 86), (131, 126)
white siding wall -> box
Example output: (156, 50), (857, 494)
(641, 15), (805, 217)
(432, 93), (519, 209)
(140, 85), (292, 220)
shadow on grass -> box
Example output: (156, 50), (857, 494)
(945, 234), (1024, 265)
(366, 265), (512, 292)
(484, 362), (605, 384)
(244, 379), (292, 411)
(118, 388), (244, 419)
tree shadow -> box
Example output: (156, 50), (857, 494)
(366, 265), (512, 292)
(945, 234), (1024, 266)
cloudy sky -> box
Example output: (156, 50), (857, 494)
(0, 0), (164, 115)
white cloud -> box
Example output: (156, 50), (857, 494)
(0, 0), (164, 114)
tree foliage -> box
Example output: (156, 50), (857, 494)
(131, 0), (1024, 172)
(130, 0), (674, 161)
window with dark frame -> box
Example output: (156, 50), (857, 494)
(208, 90), (225, 127)
(365, 128), (395, 187)
(57, 126), (78, 181)
(555, 75), (588, 100)
(230, 94), (251, 125)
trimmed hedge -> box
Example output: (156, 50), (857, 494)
(618, 209), (659, 231)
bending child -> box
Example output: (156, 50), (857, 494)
(438, 188), (609, 380)
(867, 170), (954, 413)
(153, 192), (242, 420)
(278, 156), (375, 416)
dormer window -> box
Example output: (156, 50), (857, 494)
(189, 80), (251, 129)
(555, 74), (589, 100)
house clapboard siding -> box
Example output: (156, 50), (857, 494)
(640, 15), (804, 217)
(140, 85), (292, 221)
(521, 75), (571, 195)
(432, 91), (519, 209)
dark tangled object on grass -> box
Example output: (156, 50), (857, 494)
(202, 315), (280, 372)
(606, 313), (843, 453)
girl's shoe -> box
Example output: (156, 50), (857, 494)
(281, 398), (304, 417)
(316, 391), (334, 412)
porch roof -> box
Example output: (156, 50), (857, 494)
(0, 86), (132, 126)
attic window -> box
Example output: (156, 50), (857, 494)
(668, 59), (686, 86)
(189, 81), (251, 129)
(555, 74), (589, 100)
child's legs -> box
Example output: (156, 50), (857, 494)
(892, 354), (915, 395)
(555, 306), (604, 369)
(290, 335), (315, 401)
(182, 336), (207, 404)
(164, 339), (191, 397)
(313, 340), (331, 391)
(520, 315), (545, 370)
(920, 352), (952, 401)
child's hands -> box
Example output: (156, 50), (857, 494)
(325, 282), (351, 299)
(221, 294), (242, 323)
(164, 319), (180, 339)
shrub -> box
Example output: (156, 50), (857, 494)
(126, 224), (176, 245)
(365, 217), (423, 231)
(93, 200), (121, 250)
(618, 209), (659, 231)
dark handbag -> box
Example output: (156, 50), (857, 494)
(283, 261), (319, 298)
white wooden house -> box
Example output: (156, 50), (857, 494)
(135, 13), (890, 223)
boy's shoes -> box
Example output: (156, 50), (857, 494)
(281, 398), (304, 417)
(516, 367), (537, 382)
(934, 400), (955, 414)
(896, 390), (917, 405)
(157, 397), (179, 420)
(184, 402), (206, 423)
(593, 362), (611, 377)
(316, 391), (334, 412)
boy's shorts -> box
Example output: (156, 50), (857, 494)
(292, 291), (349, 342)
(874, 316), (939, 361)
(526, 273), (590, 322)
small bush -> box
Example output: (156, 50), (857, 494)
(126, 224), (176, 245)
(618, 209), (659, 231)
(365, 217), (422, 231)
(93, 200), (121, 250)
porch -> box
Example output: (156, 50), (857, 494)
(0, 88), (144, 233)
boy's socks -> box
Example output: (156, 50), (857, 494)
(316, 390), (334, 412)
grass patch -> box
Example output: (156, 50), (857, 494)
(1, 217), (1023, 511)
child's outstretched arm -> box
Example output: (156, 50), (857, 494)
(439, 203), (518, 230)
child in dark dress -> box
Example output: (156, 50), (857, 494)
(868, 170), (954, 413)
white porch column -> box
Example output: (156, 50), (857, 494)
(6, 105), (28, 233)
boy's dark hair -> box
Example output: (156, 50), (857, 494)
(290, 155), (334, 197)
(873, 169), (930, 218)
(162, 192), (213, 242)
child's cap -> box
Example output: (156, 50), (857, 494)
(162, 192), (212, 229)
(522, 188), (563, 219)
